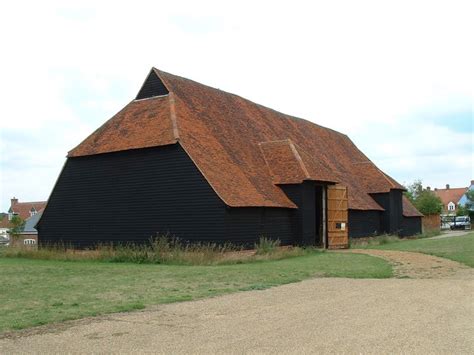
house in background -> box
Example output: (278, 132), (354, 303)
(458, 180), (474, 211)
(10, 211), (44, 246)
(37, 68), (422, 249)
(0, 213), (8, 241)
(0, 198), (47, 243)
(433, 184), (470, 215)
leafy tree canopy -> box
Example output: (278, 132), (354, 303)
(9, 215), (25, 238)
(404, 180), (442, 215)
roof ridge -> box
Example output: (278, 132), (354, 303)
(435, 187), (468, 191)
(155, 69), (349, 137)
(288, 141), (310, 179)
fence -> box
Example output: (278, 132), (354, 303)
(423, 214), (440, 232)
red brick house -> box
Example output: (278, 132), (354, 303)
(433, 184), (468, 215)
(0, 198), (47, 244)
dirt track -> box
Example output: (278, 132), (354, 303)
(1, 252), (473, 354)
(347, 249), (471, 279)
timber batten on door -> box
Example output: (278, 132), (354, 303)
(327, 184), (349, 249)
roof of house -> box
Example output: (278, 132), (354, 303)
(21, 211), (43, 234)
(433, 187), (468, 206)
(0, 216), (10, 229)
(9, 201), (47, 220)
(1, 200), (47, 229)
(69, 68), (415, 213)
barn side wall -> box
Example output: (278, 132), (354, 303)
(390, 190), (404, 234)
(400, 217), (422, 237)
(38, 144), (301, 247)
(279, 182), (321, 246)
(370, 190), (403, 235)
(348, 210), (382, 238)
(224, 207), (297, 247)
(38, 144), (230, 247)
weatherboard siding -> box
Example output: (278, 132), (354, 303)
(38, 144), (302, 247)
(225, 207), (297, 246)
(400, 217), (422, 237)
(370, 191), (405, 235)
(38, 144), (227, 247)
(348, 210), (382, 238)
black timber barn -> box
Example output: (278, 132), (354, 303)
(37, 68), (423, 248)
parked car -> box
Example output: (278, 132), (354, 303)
(449, 216), (471, 230)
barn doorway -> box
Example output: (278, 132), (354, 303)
(327, 184), (349, 249)
(314, 185), (325, 246)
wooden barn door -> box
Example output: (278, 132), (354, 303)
(327, 184), (349, 249)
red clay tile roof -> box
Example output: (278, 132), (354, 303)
(433, 187), (467, 207)
(0, 215), (11, 229)
(10, 201), (47, 220)
(259, 139), (336, 185)
(402, 196), (424, 217)
(1, 200), (47, 228)
(69, 68), (408, 211)
(69, 96), (177, 157)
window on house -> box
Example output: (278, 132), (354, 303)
(448, 202), (455, 211)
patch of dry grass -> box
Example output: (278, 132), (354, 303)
(0, 236), (306, 265)
(350, 230), (442, 248)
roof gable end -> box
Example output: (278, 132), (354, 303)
(135, 68), (169, 100)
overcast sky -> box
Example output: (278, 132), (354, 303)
(0, 0), (472, 211)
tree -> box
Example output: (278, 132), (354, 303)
(404, 180), (442, 215)
(9, 215), (25, 239)
(458, 190), (474, 218)
(464, 190), (474, 209)
(404, 179), (423, 204)
(456, 204), (468, 216)
(414, 190), (443, 215)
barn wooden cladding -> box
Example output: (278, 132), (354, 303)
(38, 68), (422, 248)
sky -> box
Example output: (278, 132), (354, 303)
(0, 0), (472, 212)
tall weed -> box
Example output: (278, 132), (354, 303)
(0, 235), (307, 265)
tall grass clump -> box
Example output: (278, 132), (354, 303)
(106, 236), (241, 265)
(254, 236), (280, 255)
(0, 235), (311, 265)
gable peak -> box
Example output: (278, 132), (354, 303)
(135, 68), (169, 100)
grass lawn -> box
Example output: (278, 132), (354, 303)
(0, 251), (391, 332)
(359, 232), (474, 267)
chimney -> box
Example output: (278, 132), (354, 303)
(11, 197), (18, 206)
(446, 184), (450, 190)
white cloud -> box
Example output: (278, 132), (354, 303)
(0, 0), (473, 211)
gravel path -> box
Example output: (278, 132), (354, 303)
(347, 249), (471, 279)
(429, 230), (472, 240)
(1, 251), (473, 354)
